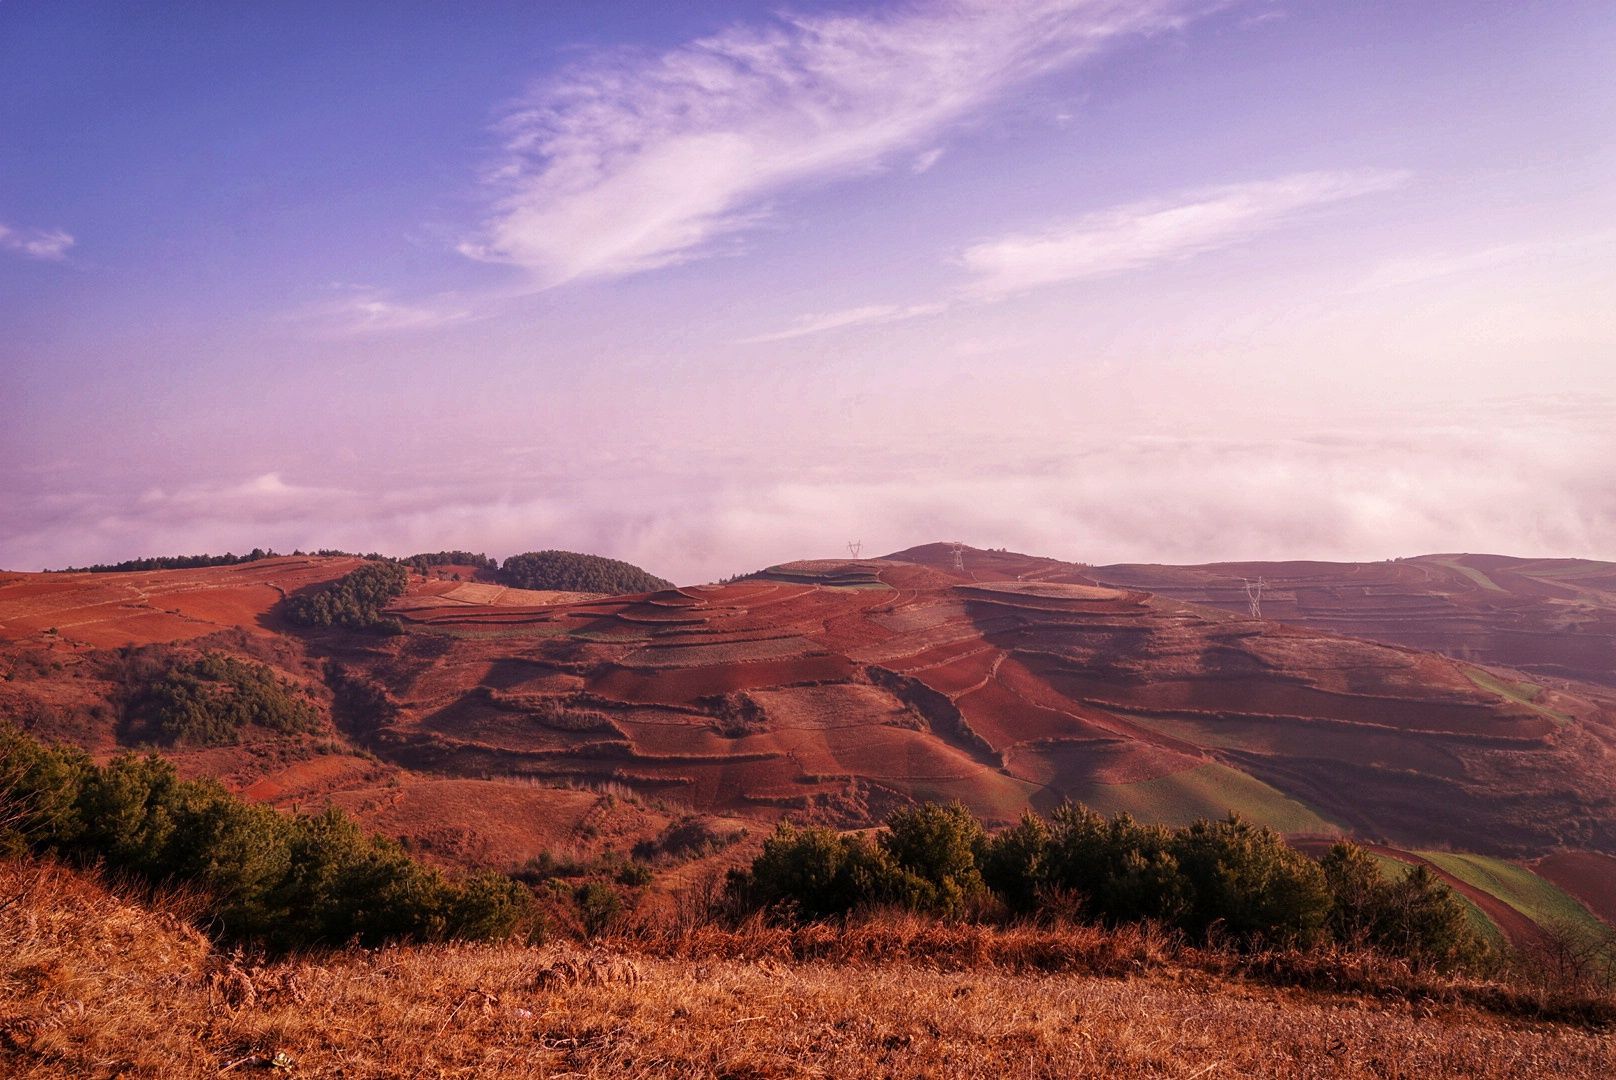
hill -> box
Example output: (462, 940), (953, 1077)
(1088, 553), (1616, 691)
(4, 544), (1616, 934)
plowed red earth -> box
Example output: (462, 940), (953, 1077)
(1530, 852), (1616, 928)
(0, 557), (363, 647)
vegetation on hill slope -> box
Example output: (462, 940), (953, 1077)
(733, 803), (1484, 966)
(121, 650), (320, 747)
(283, 561), (409, 630)
(499, 549), (673, 594)
(0, 726), (532, 949)
(399, 550), (497, 574)
(53, 548), (280, 573)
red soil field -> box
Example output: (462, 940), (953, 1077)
(1530, 852), (1616, 928)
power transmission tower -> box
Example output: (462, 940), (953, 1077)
(846, 540), (862, 559)
(949, 541), (965, 573)
(1243, 577), (1266, 619)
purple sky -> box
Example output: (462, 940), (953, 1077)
(3, 1), (1613, 583)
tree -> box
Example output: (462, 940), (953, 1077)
(879, 802), (987, 915)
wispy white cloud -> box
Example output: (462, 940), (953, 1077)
(461, 0), (1225, 286)
(735, 302), (947, 344)
(740, 168), (1405, 343)
(911, 147), (946, 175)
(959, 168), (1408, 297)
(297, 284), (472, 337)
(1353, 230), (1616, 292)
(0, 221), (74, 260)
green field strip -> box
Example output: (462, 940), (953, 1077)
(1414, 852), (1609, 942)
(1462, 668), (1573, 726)
(1065, 763), (1341, 834)
(1429, 558), (1504, 592)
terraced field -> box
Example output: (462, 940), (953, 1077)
(311, 546), (1616, 850)
(1093, 553), (1616, 690)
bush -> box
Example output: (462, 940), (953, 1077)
(1043, 805), (1188, 926)
(0, 726), (534, 950)
(732, 823), (905, 921)
(499, 550), (673, 594)
(1321, 841), (1485, 966)
(729, 801), (1478, 967)
(879, 802), (988, 916)
(284, 562), (409, 630)
(1168, 815), (1331, 946)
(575, 881), (623, 937)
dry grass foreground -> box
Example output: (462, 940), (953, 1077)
(2, 861), (1613, 1078)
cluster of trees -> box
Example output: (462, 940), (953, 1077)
(0, 727), (533, 949)
(498, 550), (673, 594)
(731, 803), (1484, 967)
(284, 562), (409, 630)
(123, 651), (320, 747)
(56, 549), (279, 573)
(399, 551), (497, 575)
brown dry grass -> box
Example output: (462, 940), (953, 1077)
(3, 860), (1614, 1078)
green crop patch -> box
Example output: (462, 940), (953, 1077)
(1065, 763), (1340, 835)
(1416, 851), (1608, 944)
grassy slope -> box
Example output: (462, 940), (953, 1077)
(3, 859), (1613, 1079)
(1462, 668), (1573, 726)
(1417, 852), (1609, 942)
(1068, 763), (1340, 834)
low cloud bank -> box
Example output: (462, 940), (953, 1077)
(4, 397), (1610, 583)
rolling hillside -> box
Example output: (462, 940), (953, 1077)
(5, 545), (1616, 883)
(1090, 553), (1616, 690)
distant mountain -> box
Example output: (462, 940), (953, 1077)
(1089, 553), (1616, 690)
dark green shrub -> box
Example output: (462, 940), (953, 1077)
(575, 881), (623, 937)
(732, 822), (906, 920)
(1321, 841), (1485, 966)
(878, 802), (987, 916)
(0, 725), (534, 950)
(979, 812), (1050, 913)
(1168, 814), (1331, 946)
(1035, 805), (1188, 926)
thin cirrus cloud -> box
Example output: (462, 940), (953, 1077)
(957, 168), (1410, 298)
(735, 302), (948, 344)
(0, 221), (75, 260)
(739, 168), (1408, 342)
(297, 284), (472, 338)
(459, 0), (1228, 287)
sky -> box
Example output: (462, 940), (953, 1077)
(2, 0), (1614, 583)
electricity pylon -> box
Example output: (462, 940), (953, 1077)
(1243, 577), (1266, 619)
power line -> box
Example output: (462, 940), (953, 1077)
(846, 540), (862, 559)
